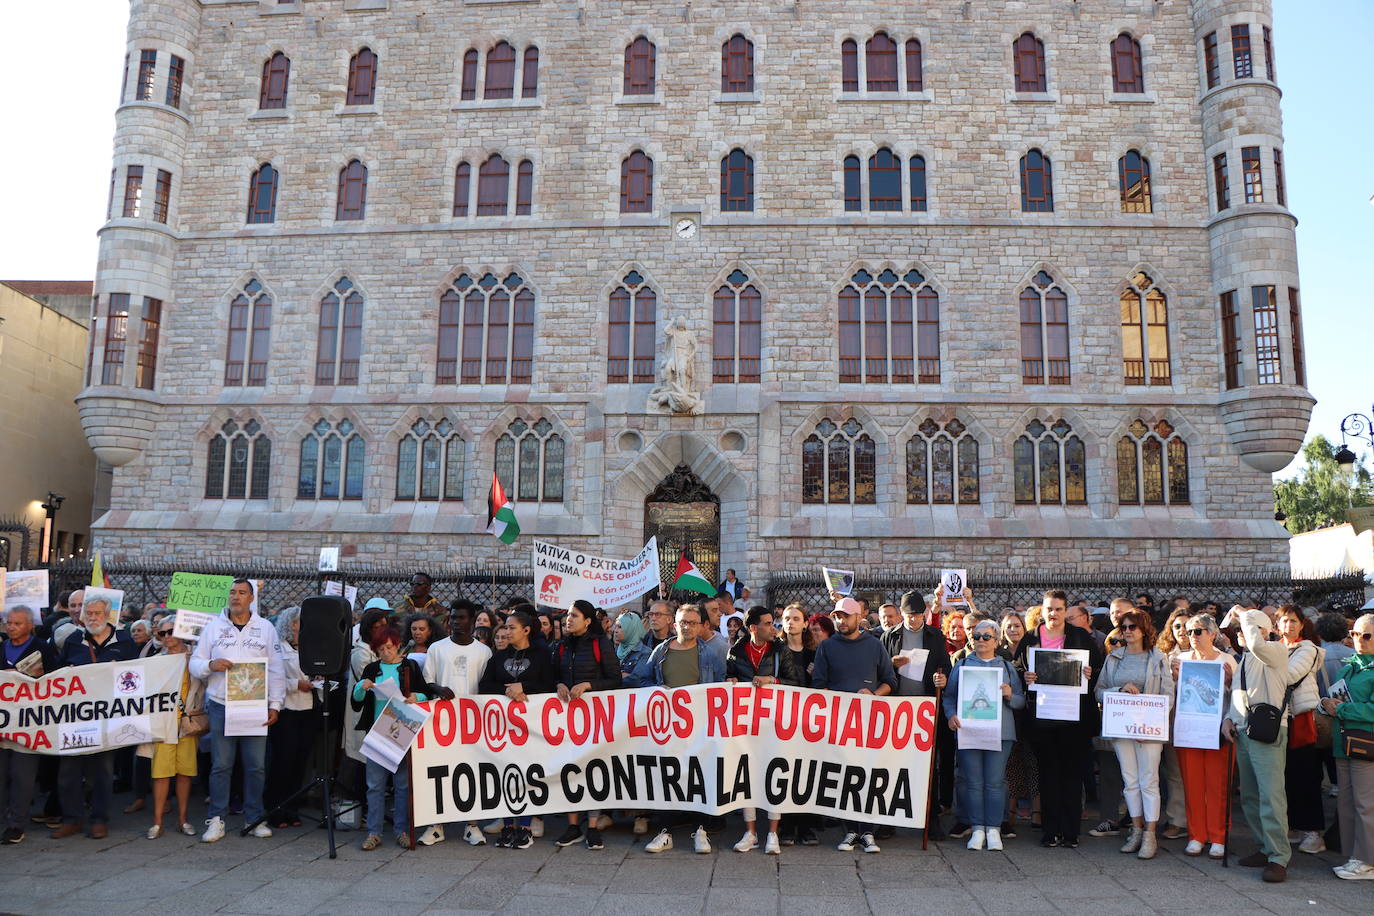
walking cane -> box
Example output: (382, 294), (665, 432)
(923, 686), (943, 852)
(1222, 739), (1236, 868)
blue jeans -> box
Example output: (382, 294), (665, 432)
(956, 740), (1014, 828)
(206, 699), (267, 823)
(365, 757), (410, 836)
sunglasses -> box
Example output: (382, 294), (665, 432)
(971, 633), (996, 642)
(1119, 623), (1138, 631)
(1352, 632), (1374, 641)
(156, 630), (174, 637)
(1107, 638), (1124, 646)
(1188, 628), (1208, 637)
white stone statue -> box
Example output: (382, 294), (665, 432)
(648, 316), (704, 415)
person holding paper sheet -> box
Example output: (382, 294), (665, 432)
(1014, 589), (1103, 850)
(188, 578), (285, 844)
(883, 591), (952, 838)
(353, 625), (433, 851)
(1323, 614), (1374, 880)
(1095, 609), (1173, 860)
(1, 607), (61, 845)
(943, 620), (1025, 852)
(1174, 613), (1237, 859)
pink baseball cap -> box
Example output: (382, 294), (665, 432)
(832, 597), (863, 616)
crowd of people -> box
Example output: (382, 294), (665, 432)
(1, 573), (1372, 887)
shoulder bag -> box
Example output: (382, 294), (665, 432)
(1240, 653), (1291, 745)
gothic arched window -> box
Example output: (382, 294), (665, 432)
(906, 418), (979, 505)
(838, 268), (941, 384)
(1117, 419), (1189, 506)
(608, 271), (657, 383)
(396, 418), (464, 501)
(1013, 418), (1086, 505)
(712, 269), (762, 383)
(298, 418), (365, 500)
(1121, 271), (1170, 386)
(206, 419), (271, 500)
(495, 418), (564, 503)
(436, 272), (535, 385)
(802, 418), (876, 505)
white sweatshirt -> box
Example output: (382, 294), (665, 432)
(189, 609), (287, 710)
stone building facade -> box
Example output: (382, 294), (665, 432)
(79, 0), (1313, 585)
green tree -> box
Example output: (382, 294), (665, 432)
(1274, 435), (1373, 534)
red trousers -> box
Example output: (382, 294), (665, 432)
(1177, 744), (1232, 845)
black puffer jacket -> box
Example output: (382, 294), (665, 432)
(554, 632), (621, 691)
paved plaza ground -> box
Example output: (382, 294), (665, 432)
(2, 799), (1369, 916)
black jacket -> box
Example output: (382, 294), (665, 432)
(879, 623), (953, 696)
(351, 658), (439, 732)
(726, 636), (804, 685)
(480, 645), (557, 696)
(555, 632), (622, 691)
(1012, 624), (1105, 731)
(61, 627), (137, 667)
(0, 635), (62, 674)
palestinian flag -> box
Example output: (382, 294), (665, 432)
(670, 553), (716, 597)
(486, 473), (520, 544)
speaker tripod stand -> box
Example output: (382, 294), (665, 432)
(240, 678), (360, 858)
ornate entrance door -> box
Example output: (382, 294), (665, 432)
(644, 465), (720, 598)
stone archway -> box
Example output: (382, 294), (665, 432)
(644, 465), (721, 592)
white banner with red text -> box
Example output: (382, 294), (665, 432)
(411, 684), (936, 828)
(0, 654), (186, 754)
(532, 538), (660, 608)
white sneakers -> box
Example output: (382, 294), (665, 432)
(1297, 831), (1326, 854)
(837, 832), (859, 852)
(733, 830), (758, 853)
(416, 825), (445, 846)
(693, 826), (712, 854)
(463, 823), (486, 846)
(967, 828), (985, 851)
(1185, 839), (1205, 856)
(1334, 858), (1374, 880)
(985, 828), (1003, 852)
(645, 829), (673, 853)
(201, 817), (225, 843)
(1208, 843), (1226, 860)
(251, 823), (273, 839)
(764, 832), (781, 855)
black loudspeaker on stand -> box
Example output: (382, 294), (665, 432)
(241, 595), (359, 857)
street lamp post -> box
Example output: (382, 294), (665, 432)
(38, 491), (65, 567)
(1334, 403), (1374, 480)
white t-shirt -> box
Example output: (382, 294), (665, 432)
(423, 638), (491, 695)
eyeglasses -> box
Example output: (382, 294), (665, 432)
(1188, 628), (1208, 637)
(1172, 623), (1186, 630)
(1119, 623), (1138, 631)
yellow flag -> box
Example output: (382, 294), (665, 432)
(90, 550), (105, 588)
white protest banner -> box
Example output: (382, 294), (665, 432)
(956, 666), (1003, 751)
(1175, 659), (1227, 749)
(362, 698), (430, 773)
(1101, 691), (1171, 742)
(172, 609), (215, 642)
(0, 654), (186, 754)
(533, 538), (661, 609)
(822, 567), (855, 596)
(940, 569), (970, 609)
(224, 658), (269, 737)
(411, 684), (937, 828)
(4, 569), (48, 625)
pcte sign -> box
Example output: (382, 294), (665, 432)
(411, 684), (936, 828)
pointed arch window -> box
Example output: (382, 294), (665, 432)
(713, 269), (762, 383)
(841, 39), (858, 92)
(485, 41), (516, 99)
(437, 272), (535, 385)
(838, 268), (940, 384)
(316, 277), (364, 386)
(1119, 150), (1152, 213)
(1111, 34), (1144, 93)
(721, 34), (754, 93)
(1019, 271), (1070, 385)
(868, 148), (901, 211)
(620, 151), (653, 213)
(495, 418), (564, 503)
(624, 37), (657, 95)
(1014, 419), (1087, 505)
(1020, 149), (1053, 212)
(720, 148), (753, 211)
(865, 32), (898, 92)
(608, 271), (657, 383)
(226, 279), (272, 387)
(206, 419), (271, 500)
(260, 52), (290, 109)
(521, 47), (539, 98)
(297, 418), (365, 501)
(336, 159), (367, 221)
(843, 155), (861, 211)
(247, 163), (278, 223)
(346, 48), (378, 105)
(1118, 419), (1189, 506)
(802, 418), (876, 505)
(396, 418), (464, 501)
(907, 418), (979, 505)
(477, 154), (510, 216)
(461, 49), (479, 100)
(452, 162), (471, 217)
(1013, 32), (1047, 92)
(1121, 271), (1171, 386)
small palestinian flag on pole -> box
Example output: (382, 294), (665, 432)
(669, 552), (716, 597)
(486, 472), (520, 544)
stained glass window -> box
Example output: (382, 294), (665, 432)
(297, 419), (363, 500)
(1014, 419), (1086, 505)
(907, 418), (979, 504)
(1118, 419), (1189, 506)
(802, 418), (876, 505)
(396, 419), (464, 501)
(495, 418), (563, 503)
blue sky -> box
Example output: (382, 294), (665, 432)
(0, 1), (1369, 477)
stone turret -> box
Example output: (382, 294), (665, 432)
(1192, 0), (1313, 472)
(78, 0), (199, 466)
